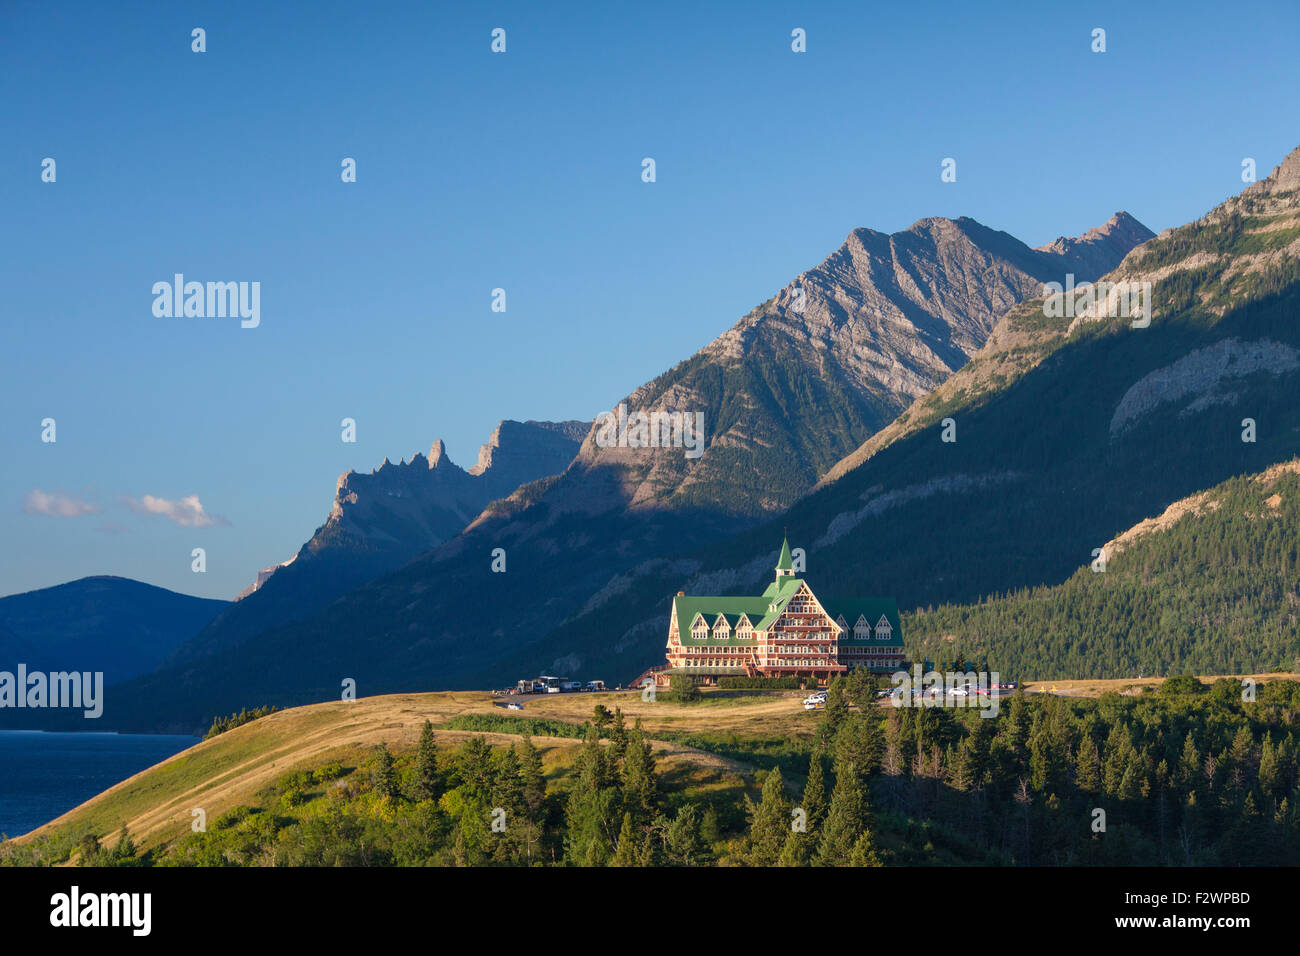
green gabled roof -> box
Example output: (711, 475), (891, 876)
(754, 577), (805, 628)
(823, 598), (903, 645)
(674, 581), (804, 646)
(776, 537), (793, 571)
(759, 577), (803, 600)
(672, 579), (901, 647)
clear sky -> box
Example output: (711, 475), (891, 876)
(3, 0), (1298, 600)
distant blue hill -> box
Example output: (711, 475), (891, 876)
(0, 576), (227, 689)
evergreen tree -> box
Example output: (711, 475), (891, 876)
(609, 708), (628, 762)
(1075, 733), (1101, 793)
(564, 726), (621, 865)
(413, 719), (440, 802)
(371, 742), (398, 800)
(801, 751), (828, 832)
(815, 761), (869, 867)
(492, 747), (524, 820)
(744, 768), (791, 866)
(519, 733), (547, 816)
(777, 829), (810, 867)
(111, 824), (136, 863)
(610, 813), (638, 867)
(663, 805), (708, 866)
(948, 741), (974, 793)
(847, 830), (883, 866)
(621, 721), (658, 822)
(1259, 736), (1282, 800)
(1178, 732), (1202, 794)
(835, 713), (883, 778)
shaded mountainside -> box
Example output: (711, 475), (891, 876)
(168, 419), (587, 670)
(501, 145), (1300, 686)
(0, 576), (227, 693)
(306, 419), (590, 564)
(99, 211), (1148, 732)
(904, 461), (1300, 680)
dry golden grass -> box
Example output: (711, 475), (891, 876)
(1022, 672), (1300, 698)
(15, 688), (807, 853)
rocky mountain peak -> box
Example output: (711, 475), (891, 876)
(542, 209), (1157, 523)
(1247, 143), (1300, 195)
(1034, 211), (1156, 277)
(221, 418), (589, 644)
(300, 419), (587, 561)
(468, 419), (591, 478)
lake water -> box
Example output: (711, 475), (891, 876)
(0, 730), (198, 838)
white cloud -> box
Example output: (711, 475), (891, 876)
(122, 494), (229, 528)
(23, 489), (100, 518)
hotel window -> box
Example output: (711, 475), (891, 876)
(875, 616), (892, 640)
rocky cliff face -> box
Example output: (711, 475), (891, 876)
(262, 421), (588, 573)
(1035, 211), (1155, 279)
(233, 555), (296, 601)
(196, 419), (587, 664)
(504, 211), (1154, 523)
(468, 420), (592, 487)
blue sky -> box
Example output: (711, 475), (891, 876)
(3, 0), (1298, 600)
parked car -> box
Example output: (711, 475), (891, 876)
(803, 696), (824, 710)
(506, 701), (524, 710)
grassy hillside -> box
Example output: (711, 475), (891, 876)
(3, 689), (797, 856)
(7, 677), (1300, 867)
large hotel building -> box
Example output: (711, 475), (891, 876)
(658, 539), (905, 685)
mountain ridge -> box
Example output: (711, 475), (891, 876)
(174, 419), (588, 668)
(99, 207), (1154, 731)
(0, 576), (228, 702)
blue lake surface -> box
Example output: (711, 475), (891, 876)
(0, 731), (198, 838)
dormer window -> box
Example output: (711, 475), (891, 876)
(875, 615), (892, 640)
(854, 615), (870, 640)
(713, 614), (731, 639)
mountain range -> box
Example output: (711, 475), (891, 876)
(165, 419), (588, 670)
(80, 204), (1157, 731)
(511, 144), (1300, 687)
(22, 142), (1300, 734)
